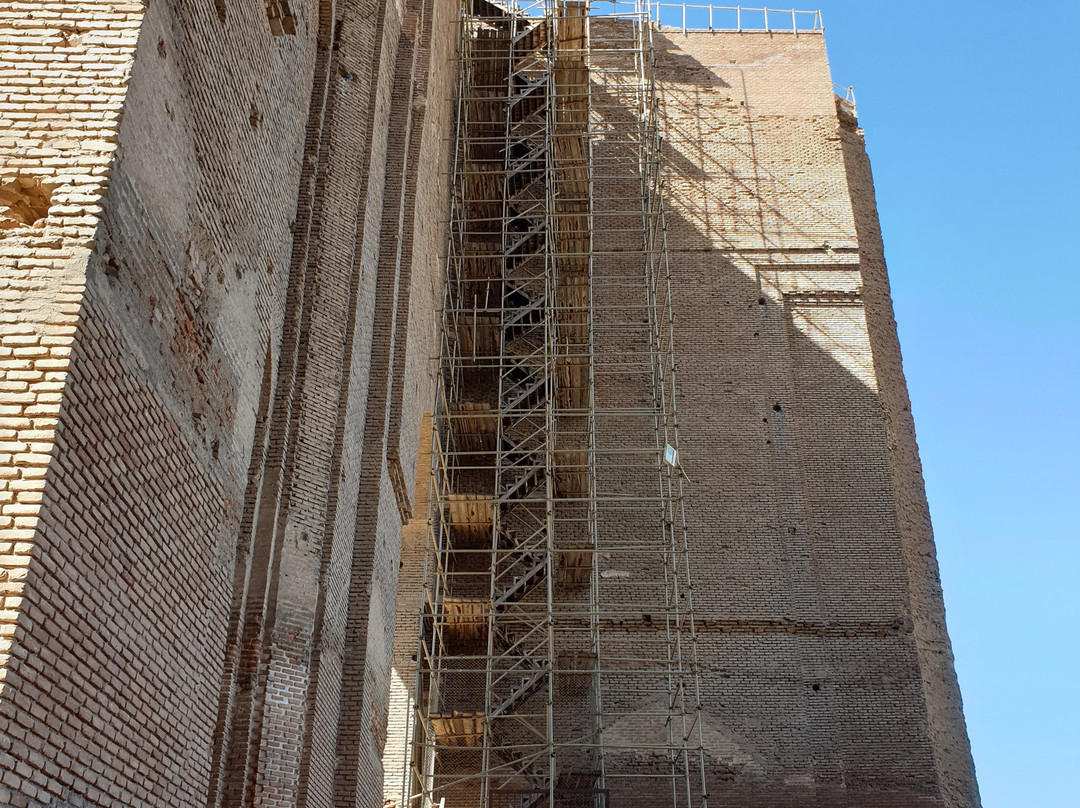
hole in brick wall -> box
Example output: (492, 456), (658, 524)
(157, 38), (166, 57)
(102, 251), (120, 281)
(758, 296), (767, 305)
(56, 25), (85, 48)
(0, 175), (56, 229)
(266, 0), (296, 36)
(215, 0), (227, 22)
(773, 403), (782, 412)
(811, 683), (820, 691)
(249, 101), (262, 128)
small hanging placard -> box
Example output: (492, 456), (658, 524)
(664, 444), (679, 468)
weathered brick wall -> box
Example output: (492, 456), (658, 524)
(1, 0), (327, 804)
(0, 3), (147, 805)
(655, 29), (979, 807)
(372, 0), (455, 799)
(2, 5), (974, 807)
(381, 414), (432, 805)
(238, 1), (413, 802)
(0, 1), (454, 807)
(0, 0), (141, 674)
(383, 19), (977, 808)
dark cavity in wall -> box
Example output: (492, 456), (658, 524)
(267, 0), (297, 36)
(0, 175), (55, 229)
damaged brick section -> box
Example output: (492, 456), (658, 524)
(0, 175), (55, 229)
(267, 0), (297, 36)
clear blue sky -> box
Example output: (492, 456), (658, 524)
(817, 2), (1080, 806)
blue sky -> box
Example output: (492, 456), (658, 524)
(816, 2), (1080, 805)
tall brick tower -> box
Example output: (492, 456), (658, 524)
(0, 2), (978, 808)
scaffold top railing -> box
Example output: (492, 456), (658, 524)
(476, 2), (824, 34)
(591, 2), (824, 33)
(833, 81), (857, 113)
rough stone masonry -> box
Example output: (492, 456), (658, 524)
(0, 2), (979, 807)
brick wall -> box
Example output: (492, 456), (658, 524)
(841, 105), (981, 808)
(1, 0), (142, 670)
(1, 5), (976, 807)
(1, 0), (327, 802)
(383, 21), (979, 808)
(657, 29), (979, 807)
(0, 3), (147, 805)
(381, 413), (432, 806)
(0, 1), (453, 806)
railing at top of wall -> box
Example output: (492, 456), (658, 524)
(833, 82), (857, 115)
(479, 3), (824, 34)
(590, 3), (824, 33)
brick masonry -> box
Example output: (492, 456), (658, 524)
(652, 29), (980, 807)
(382, 20), (980, 808)
(0, 1), (453, 807)
(0, 6), (978, 808)
(1, 4), (148, 804)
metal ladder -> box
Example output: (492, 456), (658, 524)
(484, 3), (556, 803)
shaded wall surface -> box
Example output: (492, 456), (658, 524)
(654, 29), (979, 808)
(0, 1), (453, 807)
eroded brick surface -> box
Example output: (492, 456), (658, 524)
(0, 1), (453, 807)
(1, 0), (145, 740)
(654, 29), (978, 807)
(382, 24), (979, 808)
(1, 8), (976, 808)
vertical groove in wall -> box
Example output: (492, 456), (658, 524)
(380, 0), (453, 794)
(385, 0), (434, 464)
(210, 2), (338, 805)
(295, 4), (416, 803)
(248, 0), (396, 802)
(206, 338), (275, 808)
(330, 17), (419, 805)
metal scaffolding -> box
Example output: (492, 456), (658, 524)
(403, 2), (707, 806)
